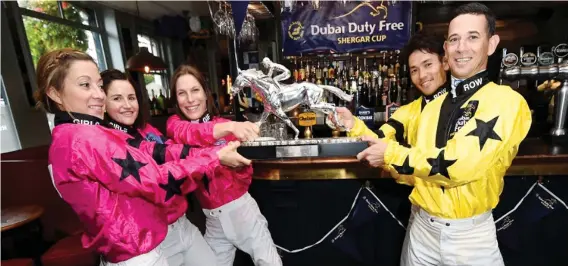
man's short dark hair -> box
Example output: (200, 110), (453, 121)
(451, 2), (496, 36)
(402, 32), (445, 63)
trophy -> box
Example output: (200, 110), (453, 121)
(231, 58), (368, 160)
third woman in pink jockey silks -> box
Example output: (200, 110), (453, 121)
(166, 64), (282, 266)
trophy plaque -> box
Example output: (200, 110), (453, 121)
(232, 58), (370, 160)
(238, 136), (369, 160)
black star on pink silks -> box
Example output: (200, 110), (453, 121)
(203, 174), (211, 194)
(466, 116), (502, 151)
(126, 137), (143, 149)
(112, 151), (147, 183)
(392, 155), (414, 175)
(159, 172), (186, 202)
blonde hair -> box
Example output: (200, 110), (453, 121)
(33, 48), (95, 113)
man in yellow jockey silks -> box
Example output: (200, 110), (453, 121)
(328, 32), (449, 238)
(330, 33), (449, 186)
(356, 3), (531, 266)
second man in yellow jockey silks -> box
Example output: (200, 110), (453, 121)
(329, 32), (449, 186)
(356, 3), (531, 266)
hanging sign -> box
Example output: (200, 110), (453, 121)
(281, 1), (412, 56)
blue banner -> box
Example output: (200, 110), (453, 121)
(281, 1), (412, 56)
(229, 1), (250, 37)
(496, 184), (565, 251)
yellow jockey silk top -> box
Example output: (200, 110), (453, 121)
(349, 71), (531, 219)
(385, 72), (532, 219)
(348, 87), (448, 186)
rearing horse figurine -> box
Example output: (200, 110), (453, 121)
(231, 68), (354, 139)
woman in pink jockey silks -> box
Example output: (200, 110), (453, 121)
(36, 49), (249, 266)
(166, 64), (283, 266)
(100, 69), (251, 265)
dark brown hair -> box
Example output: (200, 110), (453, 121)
(100, 69), (149, 129)
(170, 64), (219, 120)
(33, 48), (96, 113)
(451, 2), (496, 37)
(402, 31), (445, 64)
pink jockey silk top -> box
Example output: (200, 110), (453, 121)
(166, 114), (253, 210)
(107, 119), (222, 224)
(49, 112), (224, 263)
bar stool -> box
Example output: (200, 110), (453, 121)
(1, 258), (35, 266)
(41, 234), (99, 266)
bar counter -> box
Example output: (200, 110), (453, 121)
(251, 137), (568, 180)
(246, 137), (568, 266)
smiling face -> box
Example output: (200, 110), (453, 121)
(47, 60), (105, 119)
(408, 50), (448, 96)
(444, 14), (499, 79)
(175, 74), (207, 120)
(105, 80), (139, 126)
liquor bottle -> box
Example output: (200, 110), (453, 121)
(299, 59), (305, 81)
(369, 58), (378, 109)
(305, 59), (310, 82)
(322, 59), (328, 81)
(293, 57), (299, 82)
(400, 63), (409, 104)
(358, 57), (368, 108)
(315, 59), (322, 85)
(328, 60), (335, 80)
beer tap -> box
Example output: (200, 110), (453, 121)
(537, 45), (557, 80)
(519, 46), (539, 82)
(550, 43), (568, 138)
(500, 48), (520, 86)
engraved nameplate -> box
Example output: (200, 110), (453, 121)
(276, 145), (318, 158)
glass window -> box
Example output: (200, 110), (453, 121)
(17, 0), (60, 17)
(0, 77), (22, 153)
(15, 0), (107, 134)
(18, 0), (106, 69)
(62, 2), (97, 27)
(137, 34), (168, 99)
(17, 1), (97, 27)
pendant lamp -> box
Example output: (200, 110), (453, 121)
(125, 0), (167, 73)
(126, 47), (167, 73)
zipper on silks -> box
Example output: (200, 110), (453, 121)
(445, 106), (459, 142)
(445, 93), (463, 142)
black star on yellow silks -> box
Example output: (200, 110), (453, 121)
(441, 186), (446, 193)
(466, 116), (502, 151)
(393, 155), (414, 175)
(426, 150), (457, 179)
(159, 171), (186, 202)
(112, 151), (147, 183)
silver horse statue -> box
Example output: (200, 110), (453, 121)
(231, 68), (353, 139)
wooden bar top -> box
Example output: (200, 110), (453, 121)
(251, 137), (568, 180)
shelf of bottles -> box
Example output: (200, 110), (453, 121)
(283, 50), (413, 127)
